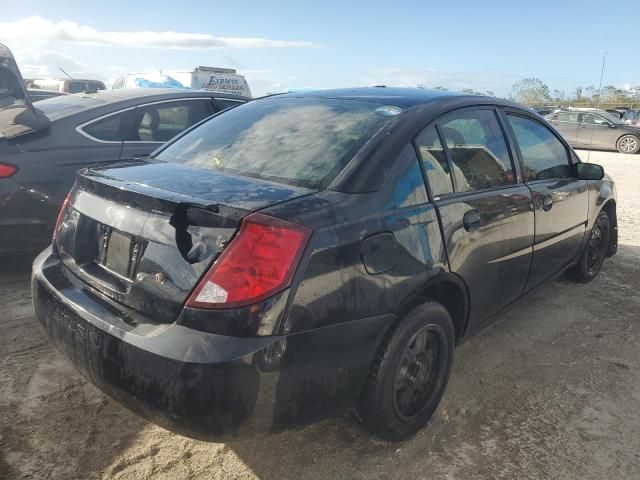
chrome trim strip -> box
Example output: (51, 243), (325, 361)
(75, 96), (222, 144)
(532, 223), (586, 252)
(488, 222), (587, 264)
(488, 245), (533, 264)
(75, 107), (135, 144)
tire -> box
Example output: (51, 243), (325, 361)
(356, 301), (455, 440)
(570, 210), (611, 283)
(616, 134), (640, 154)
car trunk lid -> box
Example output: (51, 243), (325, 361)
(55, 161), (313, 323)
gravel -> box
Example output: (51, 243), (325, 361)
(1, 149), (639, 480)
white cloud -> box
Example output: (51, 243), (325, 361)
(11, 47), (92, 79)
(0, 16), (318, 49)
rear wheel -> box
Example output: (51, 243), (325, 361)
(616, 135), (640, 154)
(570, 210), (611, 283)
(356, 302), (454, 440)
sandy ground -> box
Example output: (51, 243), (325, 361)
(1, 150), (639, 480)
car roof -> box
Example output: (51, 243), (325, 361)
(272, 87), (463, 108)
(35, 88), (247, 121)
(75, 88), (242, 102)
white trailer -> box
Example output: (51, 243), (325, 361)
(111, 67), (252, 98)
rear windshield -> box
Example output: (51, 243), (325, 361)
(155, 97), (401, 189)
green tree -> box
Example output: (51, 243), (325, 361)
(552, 89), (565, 102)
(510, 78), (551, 105)
(461, 88), (488, 95)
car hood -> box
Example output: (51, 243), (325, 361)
(0, 43), (50, 139)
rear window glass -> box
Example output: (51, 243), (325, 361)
(155, 97), (400, 189)
(82, 111), (129, 142)
(67, 81), (86, 94)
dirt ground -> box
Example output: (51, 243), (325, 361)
(1, 149), (639, 480)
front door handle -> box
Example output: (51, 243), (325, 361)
(463, 209), (481, 232)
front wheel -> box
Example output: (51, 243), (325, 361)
(355, 302), (454, 440)
(616, 135), (640, 154)
(569, 210), (611, 283)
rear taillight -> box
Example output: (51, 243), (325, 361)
(0, 163), (17, 178)
(186, 213), (312, 309)
(53, 192), (72, 241)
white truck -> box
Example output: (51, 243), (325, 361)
(111, 66), (252, 98)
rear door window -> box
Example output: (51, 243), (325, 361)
(555, 112), (579, 123)
(127, 100), (212, 143)
(81, 110), (132, 142)
(581, 113), (609, 125)
(507, 114), (571, 180)
(414, 125), (453, 196)
(437, 109), (515, 192)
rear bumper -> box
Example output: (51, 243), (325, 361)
(32, 248), (392, 439)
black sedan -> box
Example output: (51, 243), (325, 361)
(33, 87), (616, 440)
(0, 88), (247, 256)
(547, 108), (640, 154)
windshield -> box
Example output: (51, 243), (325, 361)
(156, 97), (401, 189)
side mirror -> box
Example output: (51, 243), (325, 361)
(576, 163), (604, 181)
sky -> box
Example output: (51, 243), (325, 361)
(1, 0), (639, 97)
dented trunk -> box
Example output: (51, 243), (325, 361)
(54, 161), (312, 322)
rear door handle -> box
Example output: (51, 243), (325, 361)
(463, 209), (481, 232)
(540, 195), (553, 211)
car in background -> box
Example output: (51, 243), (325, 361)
(27, 89), (68, 102)
(0, 88), (247, 256)
(623, 110), (640, 126)
(605, 108), (626, 120)
(533, 105), (559, 116)
(29, 78), (107, 94)
(546, 108), (640, 154)
(33, 87), (616, 441)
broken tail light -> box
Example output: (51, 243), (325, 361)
(186, 213), (312, 309)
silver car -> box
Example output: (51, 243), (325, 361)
(546, 109), (640, 154)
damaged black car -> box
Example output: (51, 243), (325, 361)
(33, 87), (617, 440)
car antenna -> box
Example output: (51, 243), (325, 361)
(586, 51), (608, 164)
(59, 67), (73, 80)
